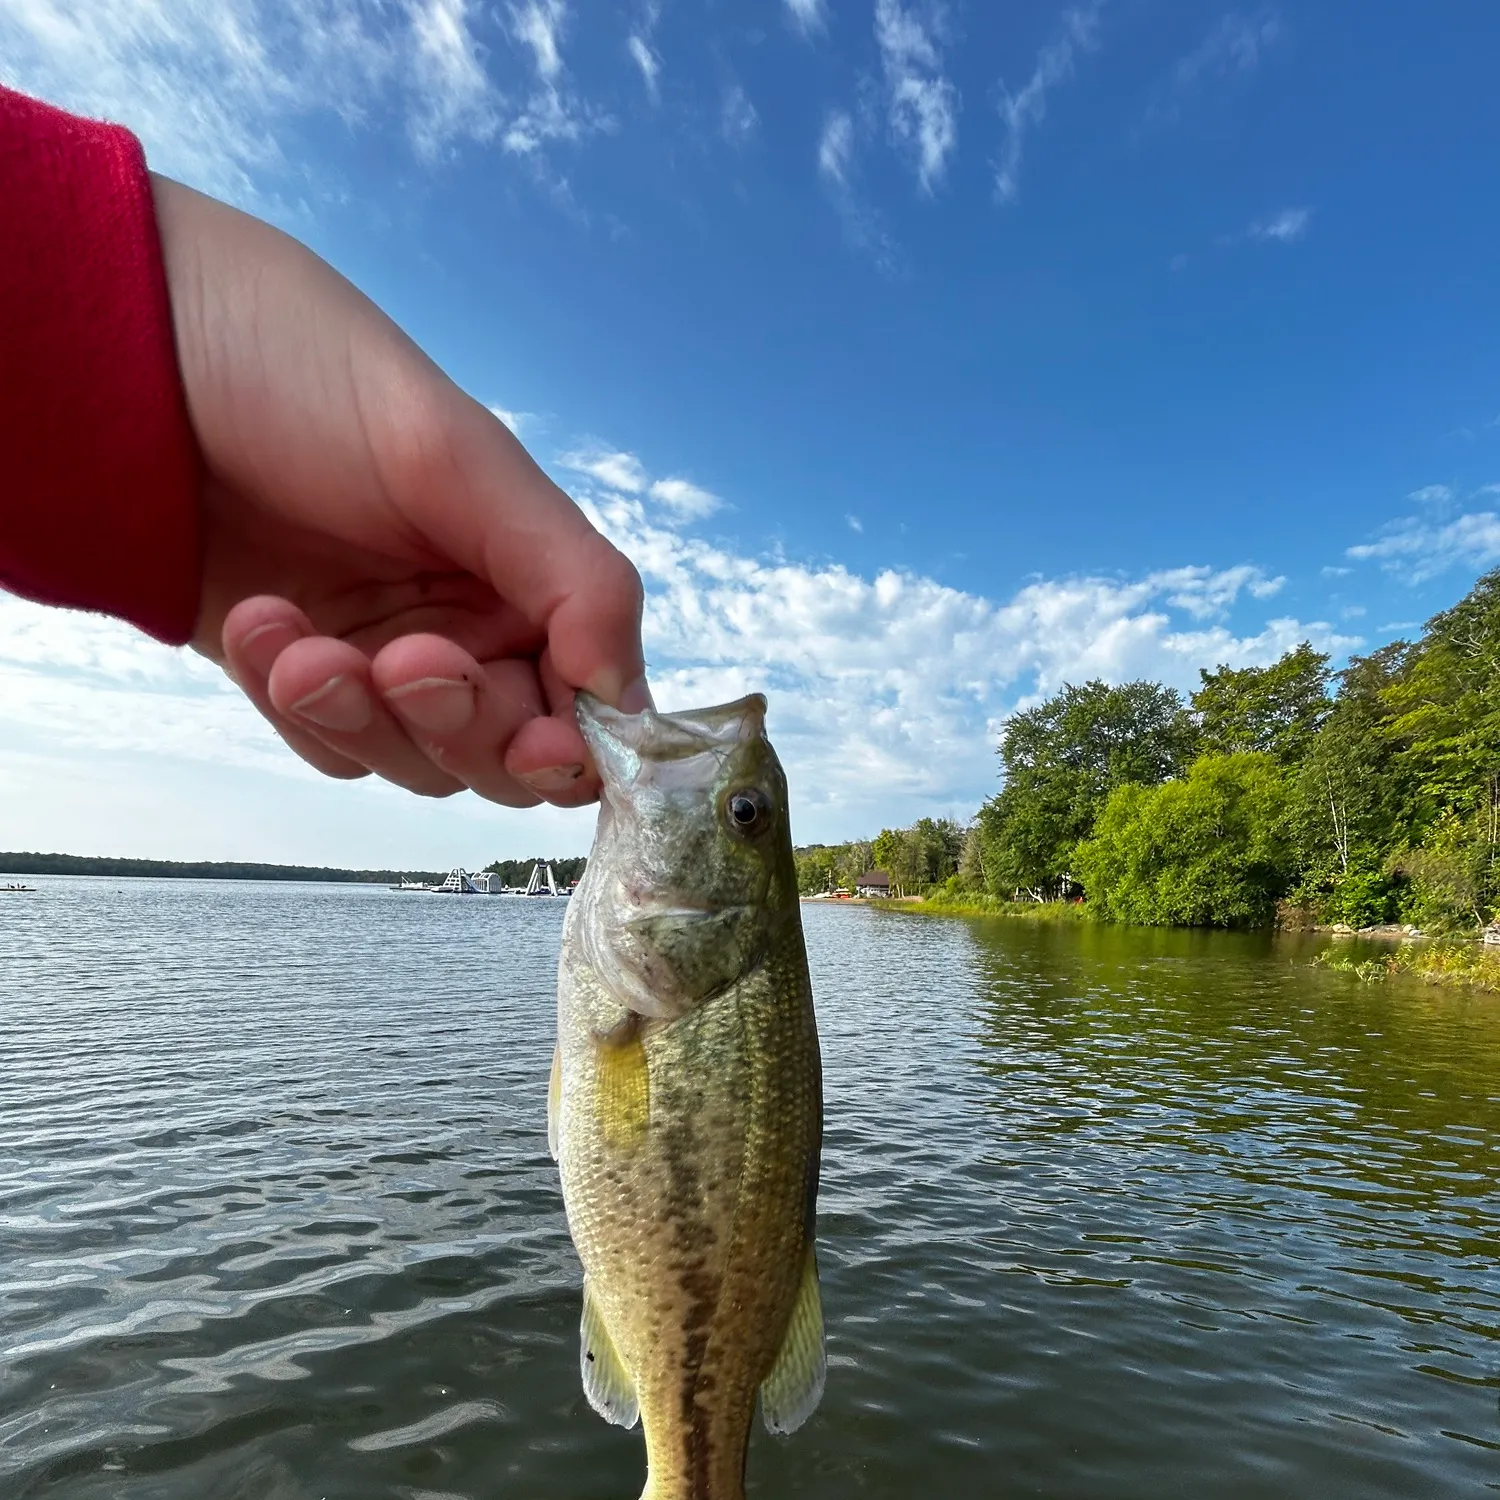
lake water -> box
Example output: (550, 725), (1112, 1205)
(1, 878), (1496, 1499)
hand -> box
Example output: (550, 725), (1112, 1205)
(150, 174), (647, 807)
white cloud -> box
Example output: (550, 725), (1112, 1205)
(784, 0), (827, 35)
(1176, 10), (1280, 86)
(557, 448), (649, 493)
(509, 0), (563, 82)
(1249, 206), (1312, 243)
(649, 478), (723, 520)
(627, 34), (660, 100)
(1348, 490), (1500, 584)
(1409, 483), (1456, 509)
(500, 0), (608, 159)
(818, 110), (854, 187)
(846, 514), (864, 533)
(409, 0), (498, 156)
(556, 450), (721, 519)
(874, 0), (959, 193)
(0, 0), (502, 203)
(2, 473), (1356, 853)
(722, 84), (759, 146)
(487, 404), (536, 436)
(995, 2), (1102, 204)
(817, 110), (899, 273)
(1146, 9), (1280, 128)
(557, 479), (1355, 835)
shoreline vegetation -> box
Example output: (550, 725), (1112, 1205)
(0, 853), (588, 887)
(0, 853), (441, 884)
(798, 568), (1500, 995)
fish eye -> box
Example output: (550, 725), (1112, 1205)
(726, 788), (770, 835)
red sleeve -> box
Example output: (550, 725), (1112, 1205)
(0, 86), (201, 645)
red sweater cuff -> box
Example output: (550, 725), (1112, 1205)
(0, 86), (201, 645)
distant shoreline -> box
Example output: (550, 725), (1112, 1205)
(0, 852), (442, 885)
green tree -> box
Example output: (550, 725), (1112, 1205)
(1380, 569), (1500, 923)
(794, 845), (839, 896)
(1074, 753), (1293, 926)
(979, 679), (1197, 898)
(1287, 644), (1410, 925)
(1192, 642), (1332, 765)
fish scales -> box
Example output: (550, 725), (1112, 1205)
(553, 693), (825, 1500)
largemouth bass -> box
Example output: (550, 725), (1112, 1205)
(549, 692), (824, 1500)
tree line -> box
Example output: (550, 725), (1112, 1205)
(482, 855), (589, 888)
(0, 853), (442, 884)
(796, 567), (1500, 931)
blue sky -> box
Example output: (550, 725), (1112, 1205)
(2, 0), (1498, 866)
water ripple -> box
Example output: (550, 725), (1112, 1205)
(1, 881), (1497, 1496)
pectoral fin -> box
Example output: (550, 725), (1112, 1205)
(547, 1043), (561, 1160)
(580, 1280), (639, 1428)
(594, 1022), (650, 1154)
(760, 1246), (825, 1435)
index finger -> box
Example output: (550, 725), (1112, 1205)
(375, 384), (649, 711)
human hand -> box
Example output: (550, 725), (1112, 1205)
(150, 174), (647, 807)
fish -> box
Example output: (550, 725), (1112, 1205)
(549, 691), (825, 1500)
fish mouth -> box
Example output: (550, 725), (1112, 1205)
(622, 904), (751, 927)
(576, 692), (767, 764)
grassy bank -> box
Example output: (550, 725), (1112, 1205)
(1314, 939), (1500, 993)
(872, 892), (1094, 921)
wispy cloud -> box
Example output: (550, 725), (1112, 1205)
(627, 33), (661, 101)
(1347, 484), (1500, 583)
(509, 0), (563, 81)
(875, 0), (959, 193)
(818, 110), (855, 188)
(626, 2), (661, 102)
(0, 0), (611, 205)
(410, 0), (499, 156)
(783, 0), (828, 37)
(1248, 206), (1312, 243)
(501, 0), (609, 158)
(1146, 9), (1280, 129)
(817, 109), (900, 274)
(846, 514), (864, 533)
(721, 84), (759, 146)
(0, 0), (386, 201)
(995, 3), (1102, 204)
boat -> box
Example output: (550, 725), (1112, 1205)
(2, 882), (35, 893)
(389, 877), (433, 891)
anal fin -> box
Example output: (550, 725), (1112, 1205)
(581, 1279), (639, 1428)
(760, 1245), (825, 1435)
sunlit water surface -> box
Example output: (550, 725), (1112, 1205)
(1, 878), (1496, 1498)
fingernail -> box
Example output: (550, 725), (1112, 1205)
(520, 763), (586, 793)
(384, 676), (477, 736)
(291, 675), (371, 733)
(586, 669), (654, 714)
(238, 620), (301, 678)
(619, 676), (654, 714)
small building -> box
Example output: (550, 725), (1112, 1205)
(855, 870), (890, 898)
